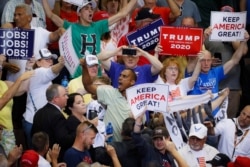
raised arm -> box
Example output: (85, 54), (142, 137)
(211, 87), (229, 111)
(49, 27), (65, 43)
(223, 37), (248, 75)
(106, 144), (121, 167)
(98, 46), (123, 71)
(51, 56), (65, 74)
(239, 0), (246, 11)
(188, 53), (203, 89)
(136, 47), (163, 75)
(42, 0), (64, 27)
(108, 0), (137, 26)
(80, 59), (98, 95)
(0, 71), (33, 110)
(165, 140), (188, 167)
(167, 0), (181, 22)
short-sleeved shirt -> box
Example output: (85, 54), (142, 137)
(64, 147), (92, 166)
(97, 85), (131, 141)
(186, 66), (225, 95)
(63, 20), (109, 78)
(106, 61), (158, 88)
(214, 118), (250, 161)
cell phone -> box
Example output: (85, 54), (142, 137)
(214, 52), (222, 60)
(122, 48), (137, 56)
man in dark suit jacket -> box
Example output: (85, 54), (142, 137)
(31, 84), (75, 161)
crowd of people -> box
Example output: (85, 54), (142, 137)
(0, 0), (250, 166)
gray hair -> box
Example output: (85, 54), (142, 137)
(15, 4), (32, 16)
(46, 84), (61, 101)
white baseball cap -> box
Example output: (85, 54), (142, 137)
(189, 123), (207, 139)
(86, 54), (98, 66)
(37, 48), (57, 60)
(77, 0), (97, 13)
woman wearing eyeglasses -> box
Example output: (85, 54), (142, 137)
(154, 49), (202, 101)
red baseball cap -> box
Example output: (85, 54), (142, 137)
(228, 156), (250, 167)
(21, 150), (39, 167)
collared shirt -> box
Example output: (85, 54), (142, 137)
(214, 118), (250, 161)
(178, 144), (219, 167)
(1, 0), (46, 28)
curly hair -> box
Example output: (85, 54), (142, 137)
(160, 57), (183, 85)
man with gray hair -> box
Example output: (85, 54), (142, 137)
(177, 123), (219, 167)
(32, 84), (74, 161)
(1, 0), (46, 28)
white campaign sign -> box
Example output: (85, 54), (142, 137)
(163, 112), (186, 150)
(59, 26), (79, 76)
(126, 83), (169, 119)
(210, 12), (246, 41)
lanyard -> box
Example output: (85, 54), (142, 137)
(231, 119), (249, 158)
(29, 92), (37, 112)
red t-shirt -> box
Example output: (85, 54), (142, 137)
(129, 6), (171, 31)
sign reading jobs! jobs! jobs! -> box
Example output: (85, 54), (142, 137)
(210, 12), (246, 41)
(0, 28), (34, 60)
(159, 26), (203, 55)
(126, 18), (164, 51)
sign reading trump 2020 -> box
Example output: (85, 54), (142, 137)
(0, 28), (34, 60)
(210, 12), (246, 41)
(159, 26), (203, 55)
(126, 18), (164, 51)
(126, 83), (169, 118)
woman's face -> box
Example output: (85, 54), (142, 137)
(71, 95), (87, 115)
(165, 63), (179, 83)
(36, 59), (53, 68)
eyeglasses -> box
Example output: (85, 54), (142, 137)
(200, 59), (212, 63)
(82, 124), (93, 133)
(167, 67), (178, 71)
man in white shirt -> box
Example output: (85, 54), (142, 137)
(178, 123), (219, 167)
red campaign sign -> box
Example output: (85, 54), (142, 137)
(159, 26), (203, 56)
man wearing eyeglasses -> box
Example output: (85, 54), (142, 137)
(186, 36), (249, 95)
(177, 123), (219, 167)
(204, 105), (250, 161)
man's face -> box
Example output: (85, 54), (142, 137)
(181, 18), (196, 27)
(200, 51), (212, 73)
(122, 55), (139, 69)
(14, 7), (31, 28)
(78, 4), (94, 24)
(188, 136), (206, 151)
(238, 106), (250, 129)
(153, 137), (166, 152)
(136, 18), (154, 28)
(118, 69), (135, 92)
(55, 86), (68, 109)
(82, 130), (96, 150)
